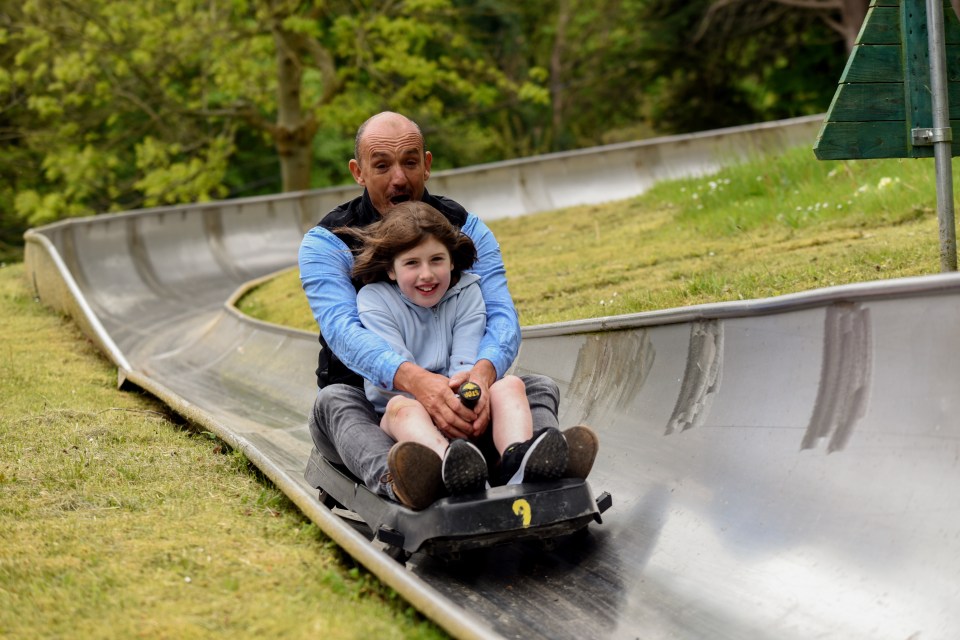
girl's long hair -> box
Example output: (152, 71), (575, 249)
(336, 201), (477, 285)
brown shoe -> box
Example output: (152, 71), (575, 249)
(562, 425), (599, 479)
(386, 441), (442, 510)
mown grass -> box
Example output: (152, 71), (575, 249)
(239, 146), (949, 328)
(0, 262), (446, 639)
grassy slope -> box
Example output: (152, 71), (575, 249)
(0, 263), (445, 639)
(241, 147), (948, 328)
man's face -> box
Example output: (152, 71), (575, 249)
(349, 117), (433, 215)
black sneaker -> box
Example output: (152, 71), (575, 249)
(442, 439), (489, 495)
(496, 427), (568, 485)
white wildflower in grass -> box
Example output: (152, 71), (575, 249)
(827, 168), (838, 178)
(837, 204), (843, 209)
(709, 181), (718, 189)
(877, 177), (894, 190)
(692, 193), (699, 200)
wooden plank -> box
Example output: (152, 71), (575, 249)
(948, 4), (960, 43)
(840, 44), (903, 82)
(823, 83), (906, 121)
(814, 120), (960, 159)
(824, 81), (960, 121)
(814, 121), (910, 159)
(841, 45), (960, 84)
(859, 5), (960, 45)
(859, 7), (900, 44)
(947, 44), (960, 79)
(904, 0), (934, 132)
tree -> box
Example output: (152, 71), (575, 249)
(455, 0), (652, 156)
(2, 0), (542, 226)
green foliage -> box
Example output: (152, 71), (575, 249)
(5, 0), (253, 223)
(1, 0), (856, 238)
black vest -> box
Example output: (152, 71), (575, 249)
(314, 189), (469, 388)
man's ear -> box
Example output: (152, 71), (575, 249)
(349, 159), (364, 186)
(423, 150), (432, 181)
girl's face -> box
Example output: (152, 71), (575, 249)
(387, 235), (453, 308)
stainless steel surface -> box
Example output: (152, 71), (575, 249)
(23, 116), (960, 639)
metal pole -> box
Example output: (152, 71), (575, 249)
(926, 0), (958, 271)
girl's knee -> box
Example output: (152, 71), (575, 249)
(384, 395), (423, 420)
(493, 374), (526, 395)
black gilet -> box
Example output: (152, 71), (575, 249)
(313, 189), (469, 389)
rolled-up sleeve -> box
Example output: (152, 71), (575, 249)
(461, 215), (521, 377)
(298, 226), (407, 389)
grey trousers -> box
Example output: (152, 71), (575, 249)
(308, 374), (560, 500)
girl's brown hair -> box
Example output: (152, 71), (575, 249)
(337, 201), (477, 285)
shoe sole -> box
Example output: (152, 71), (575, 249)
(510, 428), (568, 484)
(442, 439), (489, 495)
(563, 425), (599, 479)
(388, 441), (442, 510)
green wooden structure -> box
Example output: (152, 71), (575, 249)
(814, 0), (960, 159)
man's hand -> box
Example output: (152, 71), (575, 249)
(463, 360), (497, 435)
(394, 362), (476, 439)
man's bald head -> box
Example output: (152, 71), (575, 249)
(354, 112), (424, 167)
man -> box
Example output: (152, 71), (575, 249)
(299, 111), (597, 509)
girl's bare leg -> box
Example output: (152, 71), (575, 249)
(380, 396), (448, 458)
(489, 375), (534, 453)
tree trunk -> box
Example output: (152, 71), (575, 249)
(273, 26), (316, 192)
(840, 0), (868, 53)
(549, 0), (570, 152)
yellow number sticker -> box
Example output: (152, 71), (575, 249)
(512, 498), (532, 527)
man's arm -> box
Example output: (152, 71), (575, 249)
(461, 214), (522, 378)
(298, 226), (407, 390)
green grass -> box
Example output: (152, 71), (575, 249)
(240, 146), (949, 328)
(0, 262), (446, 639)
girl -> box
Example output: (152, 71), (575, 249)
(338, 201), (568, 506)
